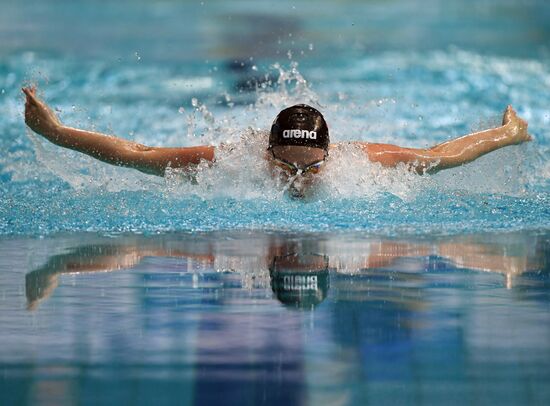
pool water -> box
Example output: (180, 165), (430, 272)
(1, 0), (550, 404)
(1, 231), (550, 405)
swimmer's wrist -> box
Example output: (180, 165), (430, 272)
(43, 122), (63, 137)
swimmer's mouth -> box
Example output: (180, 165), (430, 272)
(288, 185), (305, 199)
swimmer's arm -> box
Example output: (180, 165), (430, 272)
(23, 87), (214, 176)
(356, 106), (532, 174)
(39, 126), (214, 176)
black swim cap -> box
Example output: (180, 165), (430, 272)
(269, 104), (329, 151)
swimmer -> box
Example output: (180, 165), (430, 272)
(22, 86), (533, 191)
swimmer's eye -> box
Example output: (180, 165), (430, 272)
(304, 161), (323, 174)
(272, 157), (324, 175)
(272, 159), (298, 175)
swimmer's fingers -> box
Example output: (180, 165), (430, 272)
(519, 125), (534, 143)
(22, 87), (32, 107)
(22, 87), (54, 117)
(22, 87), (62, 134)
(22, 86), (35, 96)
(502, 105), (517, 126)
(515, 112), (532, 143)
(23, 87), (55, 115)
(22, 86), (36, 99)
(23, 87), (41, 121)
(22, 86), (42, 109)
(502, 105), (533, 143)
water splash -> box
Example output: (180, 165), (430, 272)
(1, 50), (549, 235)
(255, 61), (320, 111)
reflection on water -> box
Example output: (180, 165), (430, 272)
(1, 230), (548, 405)
(269, 254), (330, 308)
(23, 230), (548, 311)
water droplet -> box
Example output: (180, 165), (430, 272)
(287, 50), (293, 59)
(308, 43), (314, 51)
(418, 115), (423, 121)
(1, 89), (4, 94)
(376, 99), (383, 106)
(178, 107), (185, 114)
(134, 51), (141, 61)
(191, 98), (199, 107)
(251, 65), (258, 71)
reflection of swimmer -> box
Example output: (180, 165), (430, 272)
(269, 254), (330, 309)
(24, 244), (203, 310)
(23, 87), (532, 196)
(24, 233), (546, 310)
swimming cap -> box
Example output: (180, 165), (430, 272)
(269, 104), (329, 151)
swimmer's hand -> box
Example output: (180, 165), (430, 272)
(22, 86), (62, 136)
(502, 105), (533, 144)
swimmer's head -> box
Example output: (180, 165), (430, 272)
(268, 105), (329, 179)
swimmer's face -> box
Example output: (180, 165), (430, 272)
(268, 145), (327, 196)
